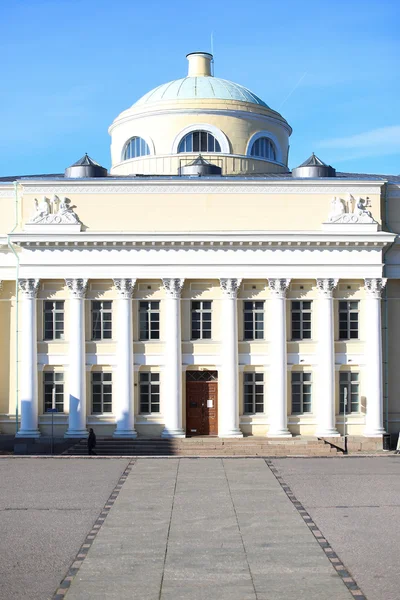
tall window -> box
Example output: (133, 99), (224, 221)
(44, 372), (64, 412)
(191, 300), (212, 339)
(340, 372), (359, 413)
(291, 300), (312, 340)
(140, 372), (160, 414)
(92, 301), (112, 340)
(250, 137), (276, 161)
(244, 372), (264, 414)
(291, 372), (312, 414)
(92, 372), (112, 414)
(139, 301), (160, 340)
(44, 300), (64, 340)
(178, 131), (221, 153)
(243, 301), (264, 340)
(339, 300), (359, 339)
(123, 137), (150, 160)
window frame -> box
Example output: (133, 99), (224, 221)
(43, 371), (64, 413)
(339, 371), (360, 414)
(123, 137), (151, 160)
(291, 300), (312, 341)
(92, 300), (113, 341)
(191, 300), (212, 340)
(243, 300), (264, 341)
(250, 137), (276, 161)
(139, 301), (160, 341)
(43, 300), (65, 341)
(339, 300), (359, 340)
(139, 372), (160, 414)
(91, 372), (113, 414)
(243, 372), (264, 414)
(177, 130), (221, 153)
(291, 372), (312, 414)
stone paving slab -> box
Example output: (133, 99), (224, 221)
(65, 458), (354, 600)
(0, 458), (130, 600)
(272, 457), (400, 600)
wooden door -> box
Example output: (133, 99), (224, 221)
(186, 372), (218, 436)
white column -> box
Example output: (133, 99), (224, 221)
(65, 279), (88, 438)
(16, 279), (40, 438)
(316, 279), (340, 437)
(364, 278), (386, 436)
(161, 278), (185, 438)
(219, 278), (243, 437)
(113, 278), (137, 438)
(267, 278), (291, 437)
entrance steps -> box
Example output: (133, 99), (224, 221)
(64, 436), (340, 457)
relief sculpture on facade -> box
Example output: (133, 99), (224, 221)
(327, 194), (376, 224)
(26, 195), (82, 231)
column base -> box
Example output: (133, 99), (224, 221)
(364, 429), (385, 437)
(316, 429), (340, 438)
(219, 429), (243, 438)
(113, 429), (137, 439)
(15, 429), (40, 438)
(267, 429), (292, 438)
(64, 429), (88, 438)
(161, 428), (186, 439)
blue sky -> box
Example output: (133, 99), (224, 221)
(1, 0), (399, 177)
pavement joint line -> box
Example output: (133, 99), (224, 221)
(265, 459), (368, 600)
(51, 459), (135, 600)
(158, 458), (180, 600)
(221, 458), (258, 600)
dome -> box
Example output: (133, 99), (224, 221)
(133, 52), (269, 109)
(134, 77), (269, 108)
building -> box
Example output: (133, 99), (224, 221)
(1, 51), (399, 444)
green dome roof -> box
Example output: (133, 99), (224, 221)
(134, 76), (269, 108)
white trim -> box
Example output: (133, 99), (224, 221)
(171, 123), (230, 154)
(121, 134), (155, 160)
(246, 130), (283, 164)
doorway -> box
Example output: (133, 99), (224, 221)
(186, 370), (218, 436)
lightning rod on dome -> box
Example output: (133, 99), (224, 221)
(210, 32), (215, 76)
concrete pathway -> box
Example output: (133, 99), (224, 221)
(64, 458), (356, 600)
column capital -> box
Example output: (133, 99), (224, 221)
(268, 278), (291, 298)
(65, 278), (88, 299)
(364, 278), (387, 299)
(316, 278), (338, 298)
(219, 278), (242, 298)
(18, 279), (40, 298)
(162, 278), (185, 299)
(113, 278), (136, 299)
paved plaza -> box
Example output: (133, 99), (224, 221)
(0, 457), (399, 599)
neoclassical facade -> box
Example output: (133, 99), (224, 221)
(1, 52), (400, 441)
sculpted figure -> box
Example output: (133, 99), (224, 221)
(33, 196), (50, 218)
(328, 196), (345, 221)
(355, 197), (372, 219)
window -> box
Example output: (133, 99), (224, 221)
(243, 301), (264, 340)
(123, 137), (150, 160)
(339, 300), (359, 339)
(191, 300), (212, 339)
(92, 372), (112, 414)
(44, 300), (64, 340)
(291, 300), (312, 340)
(44, 372), (64, 413)
(178, 131), (221, 153)
(92, 301), (112, 340)
(291, 372), (312, 414)
(340, 372), (359, 413)
(250, 137), (276, 161)
(244, 373), (264, 414)
(139, 301), (160, 340)
(140, 372), (160, 414)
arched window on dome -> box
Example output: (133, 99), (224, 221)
(123, 137), (150, 160)
(250, 137), (276, 161)
(178, 131), (221, 153)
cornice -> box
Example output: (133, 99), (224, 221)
(18, 180), (383, 196)
(10, 230), (395, 249)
